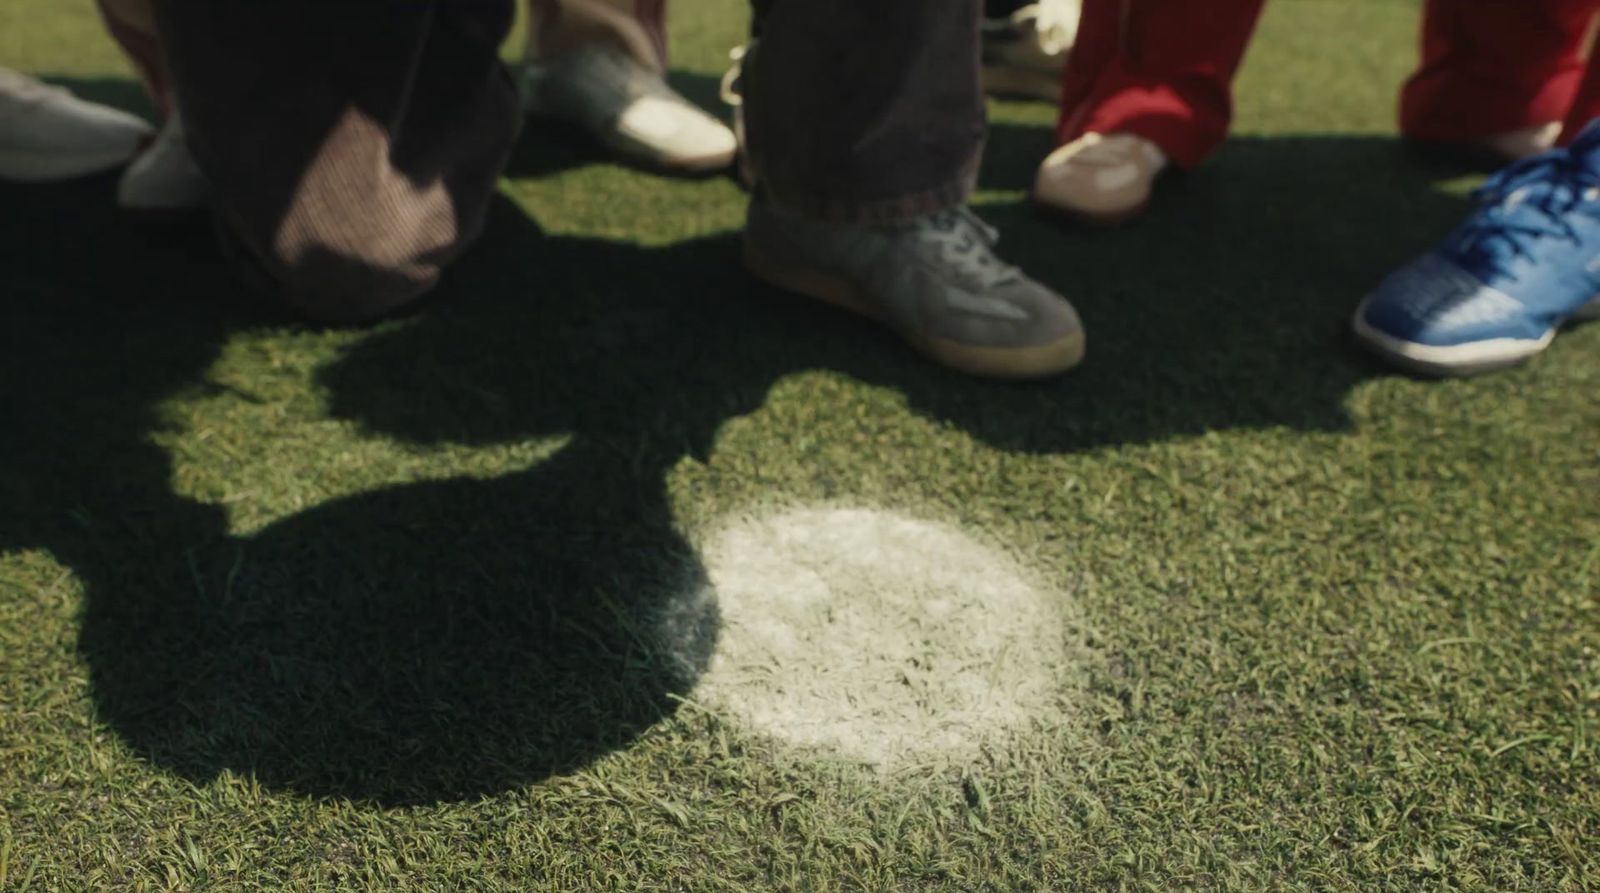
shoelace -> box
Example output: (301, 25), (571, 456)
(719, 45), (749, 108)
(1024, 0), (1081, 56)
(916, 207), (1021, 290)
(1455, 148), (1600, 282)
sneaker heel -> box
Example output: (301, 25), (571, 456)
(742, 239), (882, 323)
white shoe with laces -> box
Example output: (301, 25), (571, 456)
(1033, 131), (1169, 224)
(0, 67), (153, 183)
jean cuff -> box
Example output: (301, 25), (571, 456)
(754, 152), (980, 226)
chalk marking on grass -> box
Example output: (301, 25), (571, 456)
(687, 507), (1085, 771)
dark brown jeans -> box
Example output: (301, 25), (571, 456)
(107, 0), (986, 321)
(743, 0), (987, 224)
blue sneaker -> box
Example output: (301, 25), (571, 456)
(1353, 122), (1600, 376)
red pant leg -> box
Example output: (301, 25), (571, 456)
(1056, 0), (1267, 168)
(1400, 0), (1600, 143)
(1561, 20), (1600, 141)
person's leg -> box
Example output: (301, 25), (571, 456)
(1056, 0), (1266, 169)
(95, 0), (213, 210)
(1034, 0), (1265, 223)
(1400, 0), (1600, 152)
(743, 0), (986, 223)
(740, 0), (1085, 380)
(522, 0), (736, 174)
(148, 1), (520, 322)
(527, 0), (666, 71)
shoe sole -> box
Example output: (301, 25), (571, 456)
(525, 110), (737, 178)
(1350, 293), (1600, 377)
(744, 239), (1085, 380)
(603, 138), (735, 177)
(0, 146), (138, 183)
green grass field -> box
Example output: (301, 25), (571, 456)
(2, 1), (1598, 890)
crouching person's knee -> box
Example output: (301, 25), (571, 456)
(252, 180), (465, 324)
(266, 230), (451, 325)
(215, 109), (490, 324)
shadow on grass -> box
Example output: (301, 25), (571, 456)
(0, 88), (1475, 805)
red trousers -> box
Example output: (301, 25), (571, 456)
(1059, 0), (1600, 168)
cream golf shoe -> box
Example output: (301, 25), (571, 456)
(1033, 132), (1168, 225)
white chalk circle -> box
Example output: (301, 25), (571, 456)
(690, 507), (1082, 771)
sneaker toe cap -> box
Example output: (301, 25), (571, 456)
(1358, 254), (1546, 347)
(614, 96), (737, 168)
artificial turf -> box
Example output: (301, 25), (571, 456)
(1, 0), (1597, 890)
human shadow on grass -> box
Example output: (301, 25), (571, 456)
(1, 169), (718, 807)
(3, 121), (1474, 805)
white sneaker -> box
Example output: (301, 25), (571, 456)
(523, 44), (737, 175)
(0, 67), (153, 183)
(117, 107), (209, 211)
(1033, 132), (1168, 224)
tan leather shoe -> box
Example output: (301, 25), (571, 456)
(1033, 132), (1168, 225)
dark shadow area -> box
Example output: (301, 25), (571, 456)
(502, 69), (736, 181)
(2, 86), (1476, 805)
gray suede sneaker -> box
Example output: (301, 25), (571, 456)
(744, 199), (1085, 379)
